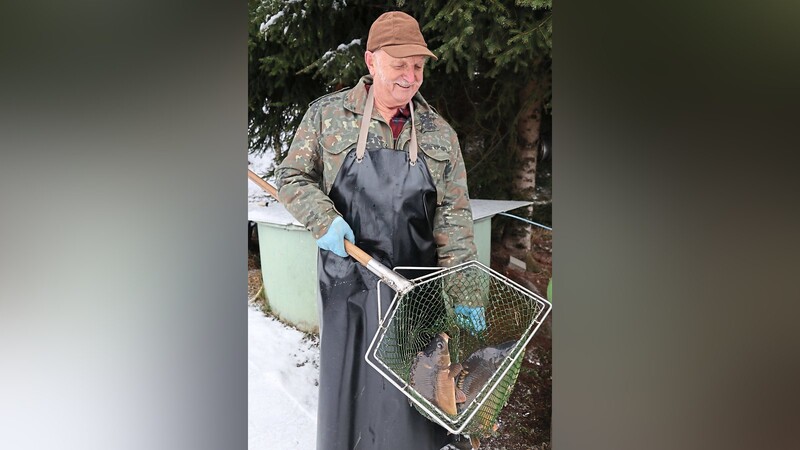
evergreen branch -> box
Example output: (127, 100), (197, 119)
(506, 14), (552, 46)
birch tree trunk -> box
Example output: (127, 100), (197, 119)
(501, 79), (542, 263)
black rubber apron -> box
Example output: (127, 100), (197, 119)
(315, 88), (449, 450)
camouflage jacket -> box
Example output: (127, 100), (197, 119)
(276, 75), (477, 267)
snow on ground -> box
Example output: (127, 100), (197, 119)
(248, 305), (320, 450)
(248, 149), (276, 205)
(249, 148), (320, 449)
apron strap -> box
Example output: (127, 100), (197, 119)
(355, 86), (418, 165)
(355, 88), (374, 163)
(408, 100), (418, 166)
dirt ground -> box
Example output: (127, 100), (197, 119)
(247, 226), (552, 450)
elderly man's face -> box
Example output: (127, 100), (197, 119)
(366, 50), (426, 109)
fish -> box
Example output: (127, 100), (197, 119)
(457, 340), (518, 410)
(456, 340), (518, 449)
(409, 332), (467, 416)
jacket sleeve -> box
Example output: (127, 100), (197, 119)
(275, 103), (341, 239)
(433, 133), (478, 267)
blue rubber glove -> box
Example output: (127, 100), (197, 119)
(316, 216), (355, 257)
(454, 304), (487, 334)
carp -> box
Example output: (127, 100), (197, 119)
(409, 332), (467, 416)
(457, 340), (518, 449)
(457, 340), (518, 409)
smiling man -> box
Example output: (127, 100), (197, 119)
(366, 50), (425, 121)
(276, 11), (478, 450)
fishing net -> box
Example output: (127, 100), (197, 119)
(365, 260), (551, 438)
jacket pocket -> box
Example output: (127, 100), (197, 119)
(418, 142), (450, 205)
(320, 135), (355, 194)
(321, 134), (355, 155)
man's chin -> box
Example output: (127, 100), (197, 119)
(392, 89), (417, 104)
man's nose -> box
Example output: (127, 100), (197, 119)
(401, 66), (416, 82)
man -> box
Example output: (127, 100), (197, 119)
(276, 11), (479, 450)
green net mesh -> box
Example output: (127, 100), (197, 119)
(370, 260), (551, 439)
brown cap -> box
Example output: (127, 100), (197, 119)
(366, 12), (438, 61)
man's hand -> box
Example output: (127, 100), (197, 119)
(316, 216), (355, 257)
(442, 271), (490, 335)
(454, 304), (487, 334)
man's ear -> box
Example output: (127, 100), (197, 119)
(364, 51), (375, 76)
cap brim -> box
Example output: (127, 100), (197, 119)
(381, 44), (438, 61)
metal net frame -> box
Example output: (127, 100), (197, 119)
(365, 260), (552, 437)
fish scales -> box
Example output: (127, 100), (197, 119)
(409, 332), (462, 416)
(457, 340), (517, 410)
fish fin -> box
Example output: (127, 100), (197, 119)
(448, 363), (463, 378)
(469, 435), (480, 449)
(455, 387), (467, 403)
